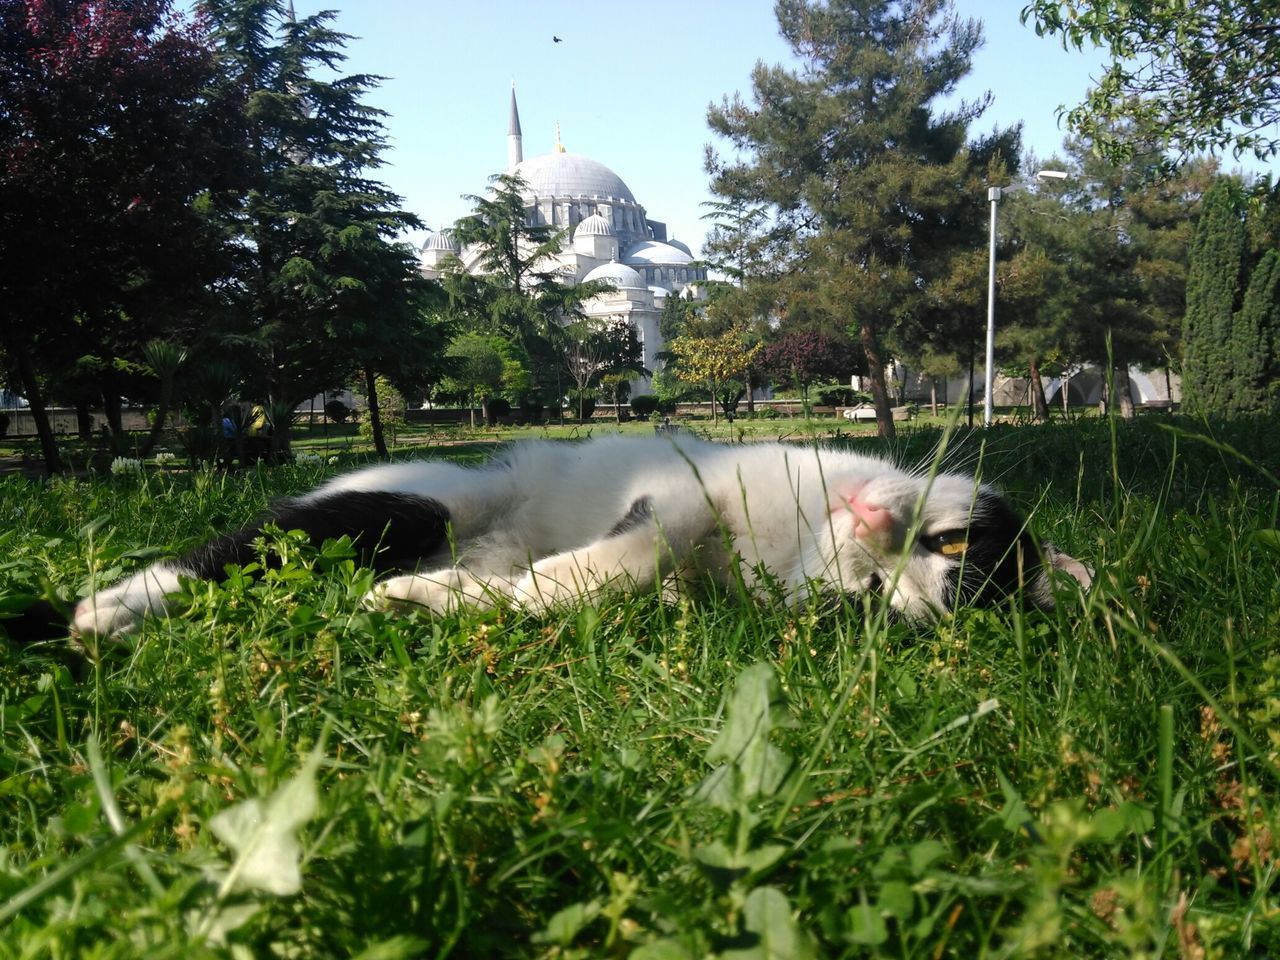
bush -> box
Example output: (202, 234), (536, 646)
(0, 411), (9, 437)
(568, 394), (596, 420)
(487, 397), (511, 425)
(656, 396), (679, 415)
(324, 399), (351, 424)
(631, 395), (660, 420)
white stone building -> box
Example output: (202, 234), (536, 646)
(419, 86), (706, 392)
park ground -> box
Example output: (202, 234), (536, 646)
(1, 413), (1278, 957)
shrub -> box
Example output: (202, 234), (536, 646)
(631, 395), (660, 420)
(0, 411), (9, 437)
(324, 399), (351, 424)
(487, 397), (511, 424)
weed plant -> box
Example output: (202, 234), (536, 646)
(1, 416), (1279, 957)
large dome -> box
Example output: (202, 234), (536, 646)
(514, 152), (636, 203)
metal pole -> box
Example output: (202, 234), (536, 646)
(984, 186), (1001, 427)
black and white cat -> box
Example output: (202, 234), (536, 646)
(69, 434), (1091, 638)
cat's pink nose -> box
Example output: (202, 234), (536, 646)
(834, 487), (896, 541)
(847, 499), (894, 539)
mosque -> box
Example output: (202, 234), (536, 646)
(419, 87), (707, 391)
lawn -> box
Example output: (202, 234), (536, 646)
(1, 415), (1278, 957)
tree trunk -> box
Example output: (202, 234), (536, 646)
(1114, 365), (1135, 420)
(929, 380), (938, 418)
(138, 388), (174, 458)
(745, 371), (756, 414)
(859, 320), (896, 439)
(11, 340), (64, 474)
(364, 365), (389, 460)
(102, 392), (124, 444)
(75, 400), (93, 441)
(1028, 356), (1049, 422)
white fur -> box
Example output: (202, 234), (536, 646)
(73, 435), (1011, 637)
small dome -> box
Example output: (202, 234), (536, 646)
(583, 261), (644, 288)
(622, 240), (693, 266)
(422, 230), (459, 253)
(575, 213), (615, 237)
(648, 285), (670, 298)
(666, 238), (693, 256)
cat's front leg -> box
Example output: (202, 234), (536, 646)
(72, 564), (186, 638)
(364, 567), (516, 615)
(511, 529), (670, 611)
(512, 496), (719, 611)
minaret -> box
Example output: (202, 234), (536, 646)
(507, 83), (523, 172)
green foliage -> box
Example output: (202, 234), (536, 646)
(1231, 248), (1280, 414)
(631, 395), (660, 420)
(707, 0), (1014, 439)
(1022, 0), (1280, 161)
(667, 329), (761, 424)
(1183, 177), (1280, 417)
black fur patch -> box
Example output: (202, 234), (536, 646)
(944, 490), (1044, 609)
(607, 496), (654, 538)
(177, 491), (451, 579)
(1, 598), (69, 643)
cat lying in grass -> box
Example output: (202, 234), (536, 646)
(55, 435), (1092, 639)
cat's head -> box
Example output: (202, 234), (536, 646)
(823, 469), (1091, 619)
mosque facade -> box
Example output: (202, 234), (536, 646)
(419, 87), (707, 393)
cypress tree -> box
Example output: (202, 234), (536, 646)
(1231, 248), (1280, 414)
(1182, 178), (1244, 416)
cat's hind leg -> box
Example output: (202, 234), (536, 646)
(72, 564), (187, 638)
(73, 489), (452, 638)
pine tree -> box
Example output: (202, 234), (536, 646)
(707, 0), (995, 438)
(202, 0), (435, 459)
(1183, 179), (1245, 416)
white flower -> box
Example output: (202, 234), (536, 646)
(295, 453), (323, 465)
(154, 452), (177, 465)
(110, 457), (144, 476)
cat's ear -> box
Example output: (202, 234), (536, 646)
(1028, 543), (1093, 608)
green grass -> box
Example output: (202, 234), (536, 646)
(2, 416), (1279, 957)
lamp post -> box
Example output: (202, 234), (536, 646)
(983, 169), (1068, 426)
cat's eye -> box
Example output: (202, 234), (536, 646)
(922, 529), (968, 557)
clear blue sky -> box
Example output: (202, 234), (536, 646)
(288, 1), (1278, 256)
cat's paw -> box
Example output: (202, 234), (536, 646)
(72, 566), (183, 639)
(72, 595), (143, 639)
(364, 571), (501, 615)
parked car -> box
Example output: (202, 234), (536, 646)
(842, 403), (914, 422)
(841, 403), (877, 421)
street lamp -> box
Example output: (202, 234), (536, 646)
(983, 169), (1068, 426)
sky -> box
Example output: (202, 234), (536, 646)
(286, 1), (1279, 257)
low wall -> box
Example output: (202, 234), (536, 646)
(1, 408), (155, 439)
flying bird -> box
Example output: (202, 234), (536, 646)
(553, 35), (562, 43)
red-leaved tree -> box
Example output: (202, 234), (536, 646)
(759, 329), (861, 408)
(0, 0), (244, 471)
